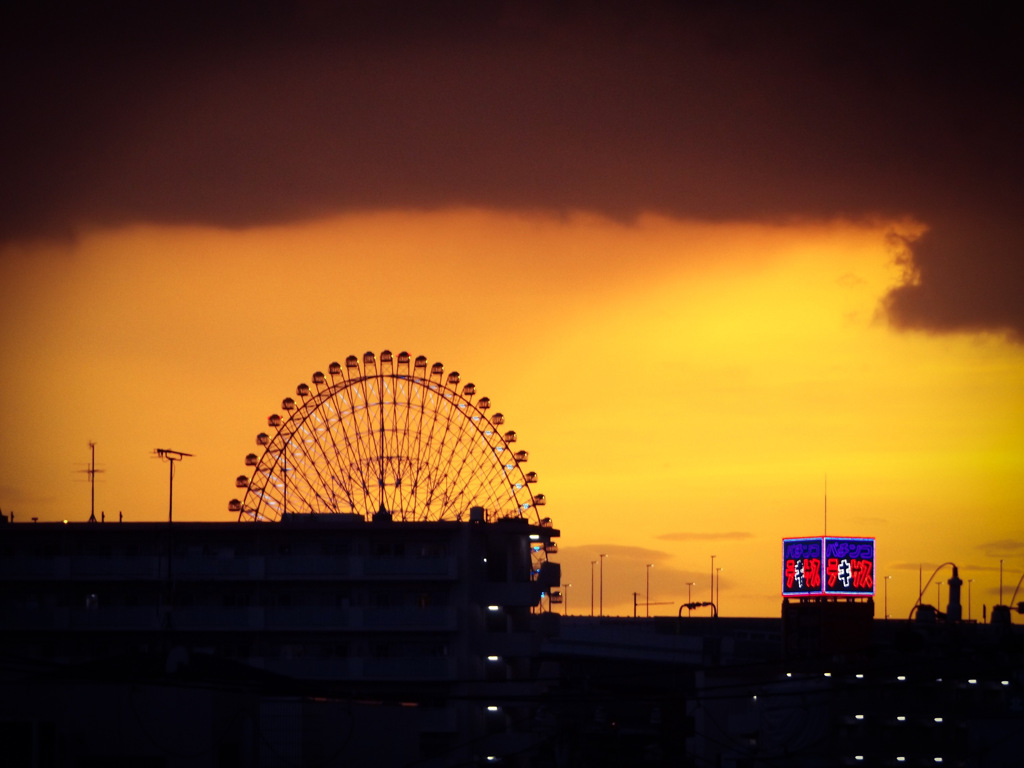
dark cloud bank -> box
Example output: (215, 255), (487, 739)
(2, 2), (1022, 338)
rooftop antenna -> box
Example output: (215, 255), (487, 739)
(79, 442), (104, 523)
(154, 449), (192, 523)
(824, 473), (827, 537)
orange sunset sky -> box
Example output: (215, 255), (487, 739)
(1, 3), (1022, 620)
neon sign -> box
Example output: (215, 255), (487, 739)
(783, 536), (874, 597)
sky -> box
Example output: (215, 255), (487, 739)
(1, 2), (1022, 620)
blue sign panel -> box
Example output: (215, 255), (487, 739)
(782, 536), (875, 597)
(782, 537), (824, 597)
(823, 536), (875, 596)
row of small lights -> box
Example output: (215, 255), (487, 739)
(785, 671), (1012, 686)
(855, 758), (944, 764)
(778, 671), (1013, 764)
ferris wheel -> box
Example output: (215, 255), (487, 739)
(229, 351), (547, 525)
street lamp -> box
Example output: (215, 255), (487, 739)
(686, 582), (696, 616)
(716, 567), (722, 615)
(154, 448), (193, 524)
(599, 554), (607, 617)
(564, 583), (571, 616)
(646, 564), (653, 617)
(710, 555), (716, 603)
(967, 578), (973, 620)
(885, 575), (892, 619)
(936, 581), (941, 610)
(590, 561), (596, 616)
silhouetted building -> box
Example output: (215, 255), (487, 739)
(2, 514), (1021, 767)
(0, 513), (560, 767)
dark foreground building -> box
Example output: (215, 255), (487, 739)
(2, 514), (1021, 767)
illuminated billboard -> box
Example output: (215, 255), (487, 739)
(782, 536), (875, 597)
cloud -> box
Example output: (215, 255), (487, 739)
(976, 540), (1024, 558)
(657, 532), (754, 543)
(2, 2), (1021, 338)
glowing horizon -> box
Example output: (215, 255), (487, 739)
(1, 209), (1021, 622)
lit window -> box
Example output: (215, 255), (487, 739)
(487, 706), (500, 712)
(487, 605), (500, 612)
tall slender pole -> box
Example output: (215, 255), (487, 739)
(716, 567), (722, 615)
(154, 449), (192, 589)
(168, 458), (174, 524)
(967, 579), (973, 620)
(90, 442), (96, 522)
(564, 583), (571, 616)
(711, 555), (716, 603)
(591, 561), (596, 616)
(646, 564), (653, 618)
(599, 554), (607, 617)
(156, 449), (193, 523)
(84, 442), (103, 523)
(1000, 559), (1004, 604)
(687, 582), (695, 617)
(885, 575), (891, 619)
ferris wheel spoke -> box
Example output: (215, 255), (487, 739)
(445, 402), (490, 511)
(311, 392), (357, 512)
(288, 411), (338, 512)
(327, 390), (366, 512)
(352, 371), (381, 510)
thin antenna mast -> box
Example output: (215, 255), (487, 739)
(81, 442), (105, 522)
(823, 472), (827, 537)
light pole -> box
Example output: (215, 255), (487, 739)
(590, 561), (596, 616)
(710, 555), (716, 603)
(155, 448), (193, 524)
(885, 575), (892, 619)
(599, 554), (607, 617)
(936, 582), (941, 610)
(646, 564), (653, 617)
(967, 578), (973, 620)
(716, 567), (722, 615)
(154, 448), (192, 593)
(686, 581), (696, 616)
(564, 583), (571, 616)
